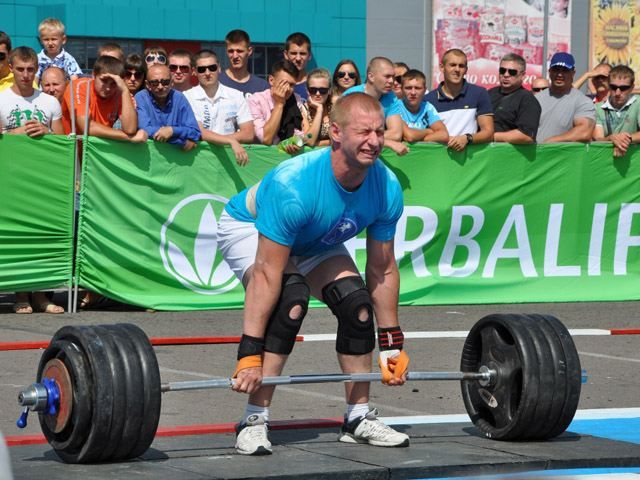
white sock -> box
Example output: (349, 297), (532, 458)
(345, 403), (370, 422)
(241, 403), (269, 424)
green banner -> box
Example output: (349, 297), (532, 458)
(0, 135), (75, 292)
(76, 139), (640, 310)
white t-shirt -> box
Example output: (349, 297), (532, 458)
(0, 88), (62, 133)
(184, 83), (253, 135)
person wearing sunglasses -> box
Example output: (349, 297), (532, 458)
(185, 49), (255, 165)
(135, 63), (200, 151)
(219, 29), (268, 98)
(300, 68), (333, 146)
(488, 53), (541, 144)
(0, 31), (14, 92)
(331, 59), (361, 103)
(536, 52), (595, 143)
(168, 49), (194, 92)
(343, 57), (408, 156)
(531, 77), (549, 93)
(123, 53), (146, 96)
(392, 62), (409, 99)
(425, 49), (494, 152)
(143, 46), (168, 67)
(593, 65), (640, 157)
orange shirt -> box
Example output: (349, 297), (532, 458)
(61, 77), (122, 134)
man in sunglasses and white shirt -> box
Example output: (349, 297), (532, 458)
(593, 65), (640, 157)
(185, 49), (255, 165)
(488, 53), (541, 144)
(135, 63), (201, 151)
(168, 49), (194, 93)
(536, 52), (595, 144)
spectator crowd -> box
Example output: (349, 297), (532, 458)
(1, 19), (640, 314)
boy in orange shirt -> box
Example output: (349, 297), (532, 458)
(61, 55), (146, 142)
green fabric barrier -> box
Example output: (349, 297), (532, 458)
(76, 139), (640, 310)
(0, 135), (75, 292)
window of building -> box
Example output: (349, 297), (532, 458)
(67, 37), (283, 79)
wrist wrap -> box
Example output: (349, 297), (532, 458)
(377, 326), (404, 351)
(237, 334), (265, 360)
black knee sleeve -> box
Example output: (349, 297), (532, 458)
(264, 273), (310, 354)
(322, 276), (375, 355)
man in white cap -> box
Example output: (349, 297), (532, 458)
(536, 52), (595, 143)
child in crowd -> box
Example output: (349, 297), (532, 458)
(36, 18), (83, 82)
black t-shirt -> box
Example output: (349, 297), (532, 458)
(488, 86), (542, 140)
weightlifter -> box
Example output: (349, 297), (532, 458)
(217, 92), (411, 455)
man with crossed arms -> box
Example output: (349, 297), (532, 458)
(217, 92), (410, 456)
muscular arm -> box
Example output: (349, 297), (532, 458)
(365, 237), (399, 329)
(473, 114), (495, 143)
(384, 114), (403, 141)
(544, 117), (595, 143)
(242, 235), (292, 338)
(493, 129), (535, 144)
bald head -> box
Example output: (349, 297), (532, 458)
(41, 66), (67, 102)
(331, 92), (383, 128)
(148, 63), (170, 78)
(366, 56), (393, 76)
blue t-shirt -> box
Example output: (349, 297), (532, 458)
(343, 84), (403, 119)
(399, 100), (442, 129)
(225, 148), (404, 257)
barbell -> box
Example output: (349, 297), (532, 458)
(15, 313), (583, 463)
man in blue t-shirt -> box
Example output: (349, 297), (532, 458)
(219, 29), (269, 98)
(344, 57), (407, 155)
(218, 93), (411, 456)
(398, 69), (449, 143)
(425, 48), (494, 152)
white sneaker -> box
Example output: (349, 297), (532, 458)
(235, 414), (272, 455)
(338, 408), (410, 447)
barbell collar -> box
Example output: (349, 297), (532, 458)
(160, 370), (495, 393)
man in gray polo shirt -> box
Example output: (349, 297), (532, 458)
(536, 52), (595, 143)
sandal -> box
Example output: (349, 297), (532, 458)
(13, 302), (33, 314)
(34, 302), (65, 314)
(79, 293), (114, 310)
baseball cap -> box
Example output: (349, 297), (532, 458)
(549, 52), (575, 70)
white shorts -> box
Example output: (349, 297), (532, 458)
(217, 210), (351, 283)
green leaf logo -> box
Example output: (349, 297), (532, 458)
(160, 194), (239, 294)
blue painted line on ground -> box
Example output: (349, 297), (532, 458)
(414, 416), (640, 479)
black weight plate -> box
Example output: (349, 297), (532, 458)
(36, 339), (92, 458)
(461, 313), (541, 440)
(116, 323), (161, 459)
(103, 325), (145, 461)
(522, 314), (570, 439)
(515, 315), (560, 439)
(537, 314), (581, 439)
(91, 325), (128, 462)
(52, 325), (117, 463)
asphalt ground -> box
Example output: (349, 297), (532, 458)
(0, 296), (639, 478)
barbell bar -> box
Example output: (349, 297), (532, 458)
(158, 368), (495, 393)
(14, 313), (584, 464)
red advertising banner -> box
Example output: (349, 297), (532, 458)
(431, 0), (572, 89)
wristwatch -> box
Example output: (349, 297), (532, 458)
(465, 133), (473, 144)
